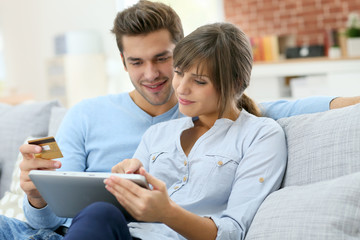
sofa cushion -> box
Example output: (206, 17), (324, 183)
(277, 103), (360, 187)
(0, 151), (25, 221)
(0, 103), (11, 115)
(245, 171), (360, 239)
(0, 100), (61, 197)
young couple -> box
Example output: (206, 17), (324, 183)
(61, 20), (287, 239)
(1, 0), (359, 239)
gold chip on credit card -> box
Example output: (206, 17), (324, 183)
(28, 136), (63, 159)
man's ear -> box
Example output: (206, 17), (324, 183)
(120, 53), (127, 72)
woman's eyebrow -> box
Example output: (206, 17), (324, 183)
(191, 73), (210, 80)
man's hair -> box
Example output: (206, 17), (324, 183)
(111, 0), (184, 54)
(173, 22), (260, 117)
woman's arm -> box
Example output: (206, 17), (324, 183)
(163, 201), (217, 240)
(105, 167), (218, 240)
(207, 120), (287, 240)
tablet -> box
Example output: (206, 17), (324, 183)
(29, 170), (149, 221)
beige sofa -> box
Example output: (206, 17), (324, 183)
(0, 100), (359, 239)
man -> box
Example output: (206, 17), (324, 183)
(1, 1), (359, 239)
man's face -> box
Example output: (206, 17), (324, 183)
(121, 29), (176, 106)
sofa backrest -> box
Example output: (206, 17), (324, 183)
(246, 103), (360, 240)
(277, 103), (360, 187)
(0, 100), (62, 198)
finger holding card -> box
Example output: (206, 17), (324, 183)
(28, 136), (63, 159)
(19, 136), (63, 208)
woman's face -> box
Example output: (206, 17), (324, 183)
(172, 65), (220, 119)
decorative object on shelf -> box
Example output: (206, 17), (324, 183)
(328, 46), (341, 59)
(250, 35), (279, 62)
(325, 29), (341, 59)
(345, 12), (360, 57)
(285, 45), (324, 59)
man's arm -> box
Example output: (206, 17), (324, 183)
(259, 96), (360, 120)
(330, 96), (360, 109)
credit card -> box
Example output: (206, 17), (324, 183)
(28, 136), (63, 159)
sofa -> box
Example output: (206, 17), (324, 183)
(0, 100), (67, 220)
(0, 100), (359, 239)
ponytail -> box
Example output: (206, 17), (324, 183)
(237, 94), (261, 117)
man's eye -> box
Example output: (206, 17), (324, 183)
(130, 61), (142, 66)
(157, 57), (169, 62)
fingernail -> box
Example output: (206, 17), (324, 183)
(35, 146), (42, 152)
(54, 162), (61, 168)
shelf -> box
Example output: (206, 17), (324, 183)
(247, 57), (360, 102)
(254, 56), (360, 65)
(252, 57), (360, 78)
(0, 94), (34, 105)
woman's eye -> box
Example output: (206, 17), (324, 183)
(195, 80), (206, 85)
(174, 70), (183, 76)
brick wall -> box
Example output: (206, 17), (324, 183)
(224, 0), (360, 46)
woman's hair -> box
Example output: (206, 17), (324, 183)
(173, 22), (261, 117)
(111, 0), (184, 54)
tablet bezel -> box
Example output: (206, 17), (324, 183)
(29, 170), (149, 221)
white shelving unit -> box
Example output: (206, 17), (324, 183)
(246, 57), (360, 102)
(47, 54), (108, 107)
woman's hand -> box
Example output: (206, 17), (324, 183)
(105, 167), (173, 222)
(111, 158), (143, 174)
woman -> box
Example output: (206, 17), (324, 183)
(64, 22), (287, 240)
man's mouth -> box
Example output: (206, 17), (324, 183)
(143, 80), (167, 92)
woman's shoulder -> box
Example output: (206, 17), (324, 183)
(141, 117), (190, 146)
(239, 111), (284, 135)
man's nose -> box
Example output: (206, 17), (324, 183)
(144, 62), (160, 81)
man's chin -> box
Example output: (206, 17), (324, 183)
(148, 98), (171, 106)
(145, 90), (174, 105)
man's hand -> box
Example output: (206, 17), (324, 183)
(330, 96), (360, 109)
(19, 143), (61, 209)
(111, 158), (143, 174)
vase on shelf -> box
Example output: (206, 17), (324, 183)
(346, 38), (360, 57)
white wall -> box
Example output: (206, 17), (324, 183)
(0, 0), (225, 101)
(0, 0), (120, 100)
(158, 0), (224, 35)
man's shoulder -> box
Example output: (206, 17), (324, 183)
(71, 93), (129, 109)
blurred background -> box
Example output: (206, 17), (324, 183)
(0, 0), (359, 107)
